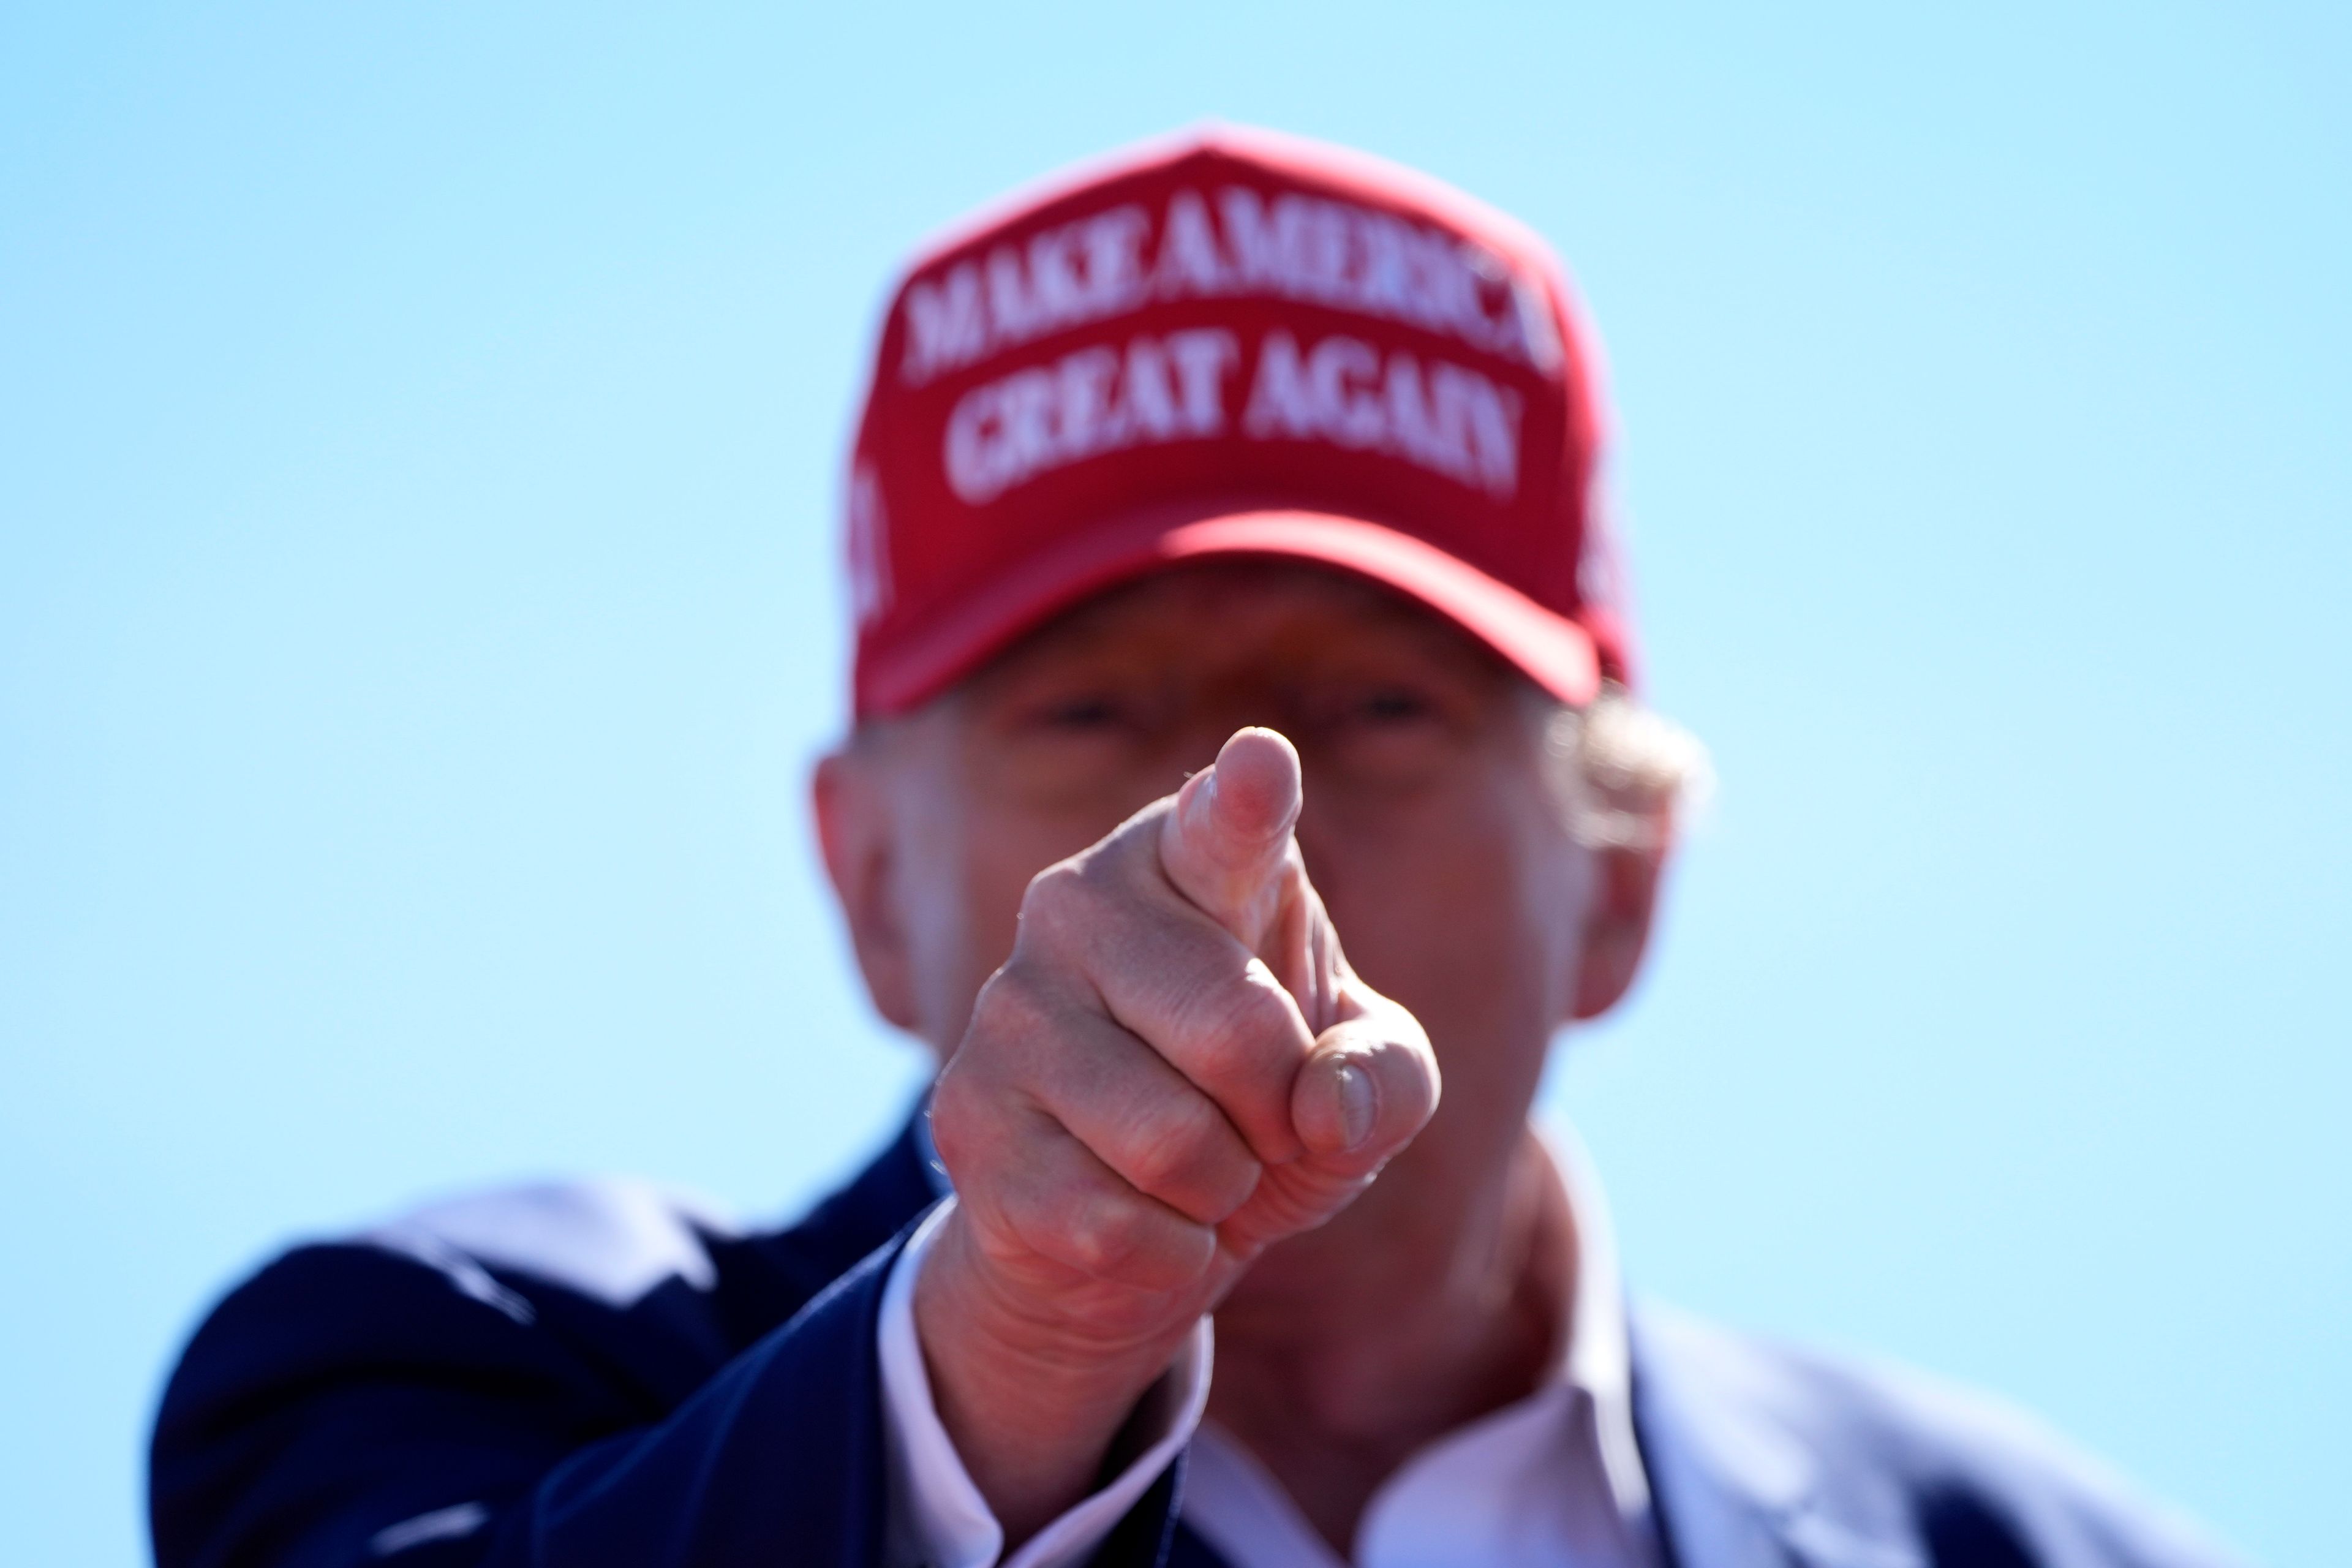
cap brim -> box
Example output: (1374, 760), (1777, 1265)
(857, 506), (1602, 718)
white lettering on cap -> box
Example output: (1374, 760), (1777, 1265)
(943, 329), (1239, 503)
(847, 459), (893, 627)
(1208, 189), (1527, 366)
(939, 326), (1525, 506)
(901, 186), (1551, 385)
(1242, 330), (1523, 499)
(905, 205), (1154, 385)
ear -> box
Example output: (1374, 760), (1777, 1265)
(1569, 839), (1665, 1021)
(812, 747), (920, 1033)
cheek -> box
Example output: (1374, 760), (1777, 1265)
(1310, 784), (1586, 1066)
(965, 831), (1053, 971)
(889, 801), (979, 1054)
(914, 810), (1129, 1050)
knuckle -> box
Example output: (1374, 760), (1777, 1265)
(1019, 859), (1123, 950)
(1024, 857), (1087, 908)
(1061, 1193), (1155, 1280)
(968, 965), (1051, 1045)
(930, 1058), (974, 1126)
(1124, 1095), (1219, 1190)
(1180, 966), (1299, 1079)
(1129, 1097), (1258, 1216)
(925, 1061), (1000, 1177)
(1015, 863), (1082, 939)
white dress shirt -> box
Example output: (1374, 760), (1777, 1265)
(877, 1126), (1657, 1568)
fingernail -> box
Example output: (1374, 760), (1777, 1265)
(1333, 1062), (1376, 1151)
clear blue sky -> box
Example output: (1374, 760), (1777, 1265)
(2, 4), (2343, 1564)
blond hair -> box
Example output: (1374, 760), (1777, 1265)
(1538, 683), (1713, 851)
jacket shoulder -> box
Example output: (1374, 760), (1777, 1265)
(1631, 1303), (2245, 1568)
(178, 1110), (938, 1371)
(366, 1176), (734, 1308)
(151, 1119), (940, 1564)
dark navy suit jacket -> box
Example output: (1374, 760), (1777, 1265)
(151, 1115), (2239, 1568)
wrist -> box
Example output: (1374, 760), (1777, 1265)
(913, 1207), (1201, 1545)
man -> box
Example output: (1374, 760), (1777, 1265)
(151, 126), (2238, 1568)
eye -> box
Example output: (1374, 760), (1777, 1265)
(1313, 682), (1442, 731)
(1358, 687), (1435, 724)
(1294, 676), (1467, 790)
(1039, 693), (1130, 731)
(1009, 686), (1166, 739)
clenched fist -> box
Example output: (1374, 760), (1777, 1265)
(916, 727), (1441, 1541)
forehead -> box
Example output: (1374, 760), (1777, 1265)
(966, 560), (1509, 691)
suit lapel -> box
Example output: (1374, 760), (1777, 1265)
(820, 1121), (1933, 1568)
(1632, 1308), (1923, 1568)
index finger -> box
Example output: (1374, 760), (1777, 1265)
(1157, 728), (1302, 950)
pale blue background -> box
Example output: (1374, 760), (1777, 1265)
(3, 5), (2344, 1565)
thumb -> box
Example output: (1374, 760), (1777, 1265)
(1289, 1004), (1441, 1171)
(1217, 1000), (1442, 1259)
(1158, 728), (1303, 948)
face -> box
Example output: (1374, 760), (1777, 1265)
(816, 562), (1660, 1240)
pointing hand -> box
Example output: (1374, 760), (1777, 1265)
(917, 728), (1441, 1540)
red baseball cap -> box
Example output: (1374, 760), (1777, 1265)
(843, 124), (1635, 718)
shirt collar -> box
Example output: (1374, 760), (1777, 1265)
(921, 1089), (1656, 1549)
(1537, 1117), (1657, 1539)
